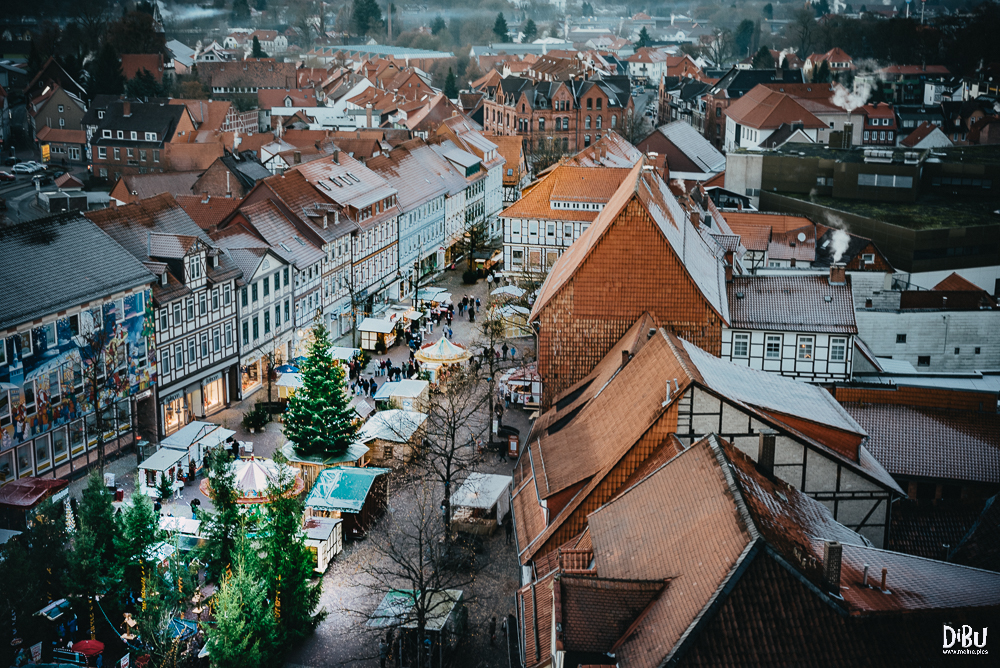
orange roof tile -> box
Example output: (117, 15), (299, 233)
(176, 195), (242, 231)
(502, 165), (631, 222)
(933, 272), (983, 292)
(725, 85), (827, 130)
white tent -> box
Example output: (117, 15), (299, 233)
(357, 410), (428, 443)
(331, 346), (361, 361)
(414, 337), (472, 364)
(451, 472), (512, 521)
(491, 285), (525, 298)
(161, 421), (235, 471)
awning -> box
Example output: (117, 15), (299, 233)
(358, 317), (396, 334)
(450, 472), (511, 511)
(139, 447), (187, 472)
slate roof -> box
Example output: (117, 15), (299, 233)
(292, 151), (397, 228)
(235, 199), (327, 268)
(709, 67), (805, 98)
(92, 100), (185, 142)
(842, 403), (1000, 485)
(726, 275), (858, 334)
(0, 213), (155, 330)
(366, 140), (450, 212)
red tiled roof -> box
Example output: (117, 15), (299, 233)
(121, 53), (164, 83)
(842, 403), (1000, 484)
(724, 85), (827, 130)
(257, 88), (317, 109)
(558, 576), (666, 654)
(889, 500), (985, 561)
(501, 165), (631, 222)
(35, 126), (86, 145)
(901, 121), (939, 147)
(54, 173), (83, 189)
(727, 274), (858, 334)
(933, 271), (983, 292)
(176, 195), (242, 231)
(517, 570), (555, 668)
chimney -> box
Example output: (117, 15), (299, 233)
(333, 148), (340, 164)
(690, 211), (701, 227)
(829, 264), (846, 286)
(356, 130), (361, 139)
(335, 210), (340, 225)
(323, 212), (328, 229)
(880, 567), (888, 591)
(621, 349), (630, 368)
(123, 100), (131, 117)
(293, 150), (301, 164)
(201, 191), (210, 204)
(758, 430), (776, 478)
(822, 541), (843, 593)
(366, 103), (373, 128)
(724, 250), (735, 282)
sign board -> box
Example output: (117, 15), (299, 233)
(41, 144), (50, 163)
(136, 389), (152, 400)
(30, 642), (42, 662)
(120, 653), (130, 668)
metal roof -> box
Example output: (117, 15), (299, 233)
(304, 466), (390, 514)
(656, 121), (726, 173)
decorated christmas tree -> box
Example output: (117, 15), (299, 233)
(283, 321), (357, 458)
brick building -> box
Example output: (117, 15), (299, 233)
(480, 75), (634, 153)
(703, 67), (804, 149)
(90, 100), (188, 180)
(530, 161), (729, 407)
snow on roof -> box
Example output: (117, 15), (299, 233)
(357, 409), (428, 443)
(451, 473), (512, 510)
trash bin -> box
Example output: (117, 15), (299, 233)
(114, 488), (124, 502)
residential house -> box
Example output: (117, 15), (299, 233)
(0, 213), (156, 484)
(210, 223), (296, 398)
(368, 140), (449, 299)
(430, 140), (488, 264)
(166, 40), (196, 75)
(530, 161), (729, 407)
(858, 65), (952, 105)
(486, 132), (529, 204)
(722, 270), (858, 382)
(109, 172), (202, 206)
(516, 431), (999, 668)
(723, 85), (827, 152)
(434, 115), (506, 238)
(501, 164), (632, 277)
(481, 75), (634, 153)
(24, 56), (86, 102)
(169, 99), (258, 137)
(257, 88), (319, 132)
(900, 121), (953, 149)
(704, 67), (805, 148)
(625, 47), (668, 85)
(862, 102), (898, 146)
(191, 150), (271, 200)
(193, 41), (235, 64)
(175, 195), (242, 233)
(197, 59), (297, 98)
(86, 194), (243, 438)
(854, 273), (1000, 372)
(636, 120), (725, 182)
(28, 84), (87, 163)
(657, 75), (712, 131)
(248, 30), (288, 54)
(90, 100), (187, 180)
(804, 47), (855, 81)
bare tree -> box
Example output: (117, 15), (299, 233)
(703, 28), (734, 67)
(420, 366), (489, 537)
(528, 135), (566, 176)
(356, 484), (475, 667)
(77, 309), (130, 475)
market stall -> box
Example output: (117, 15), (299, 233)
(367, 589), (466, 667)
(161, 421), (235, 474)
(358, 317), (398, 351)
(276, 372), (304, 399)
(160, 516), (205, 551)
(331, 346), (362, 362)
(0, 477), (68, 531)
(304, 466), (390, 538)
(501, 363), (542, 409)
(414, 338), (472, 366)
(356, 409), (428, 466)
(489, 304), (532, 338)
(373, 379), (430, 412)
(138, 447), (187, 498)
(304, 516), (343, 573)
(450, 473), (512, 535)
(199, 456), (305, 504)
(280, 441), (371, 492)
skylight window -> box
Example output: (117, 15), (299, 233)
(346, 172), (361, 183)
(330, 177), (343, 187)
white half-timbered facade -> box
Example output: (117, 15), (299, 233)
(721, 272), (858, 382)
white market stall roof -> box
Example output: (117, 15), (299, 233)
(357, 409), (427, 443)
(491, 285), (525, 298)
(374, 379), (429, 401)
(358, 317), (397, 334)
(415, 287), (448, 301)
(160, 517), (202, 536)
(404, 310), (423, 319)
(450, 473), (512, 511)
(276, 373), (304, 390)
(161, 421), (235, 451)
(367, 589), (463, 631)
(495, 304), (530, 318)
(331, 346), (361, 360)
(139, 447), (187, 472)
(304, 516), (342, 541)
(414, 337), (472, 364)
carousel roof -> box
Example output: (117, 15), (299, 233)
(201, 456), (305, 503)
(414, 337), (472, 363)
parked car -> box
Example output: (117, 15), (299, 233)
(32, 173), (53, 185)
(12, 163), (33, 174)
(2, 157), (17, 166)
(0, 171), (15, 182)
(26, 162), (45, 173)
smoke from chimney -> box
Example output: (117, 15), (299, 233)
(830, 229), (850, 263)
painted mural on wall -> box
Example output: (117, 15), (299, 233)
(0, 289), (157, 457)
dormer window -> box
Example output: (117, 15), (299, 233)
(103, 130), (112, 138)
(189, 256), (201, 281)
(145, 132), (157, 141)
(161, 272), (168, 286)
(117, 131), (123, 139)
(98, 110), (104, 119)
(131, 131), (137, 140)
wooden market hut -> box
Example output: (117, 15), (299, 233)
(280, 441), (371, 492)
(303, 466), (390, 538)
(356, 409), (428, 466)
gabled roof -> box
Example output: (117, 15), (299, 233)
(501, 165), (631, 222)
(933, 271), (983, 292)
(725, 85), (827, 130)
(176, 195), (242, 231)
(235, 199), (327, 268)
(531, 162), (730, 326)
(366, 140), (451, 212)
(901, 120), (944, 147)
(727, 275), (858, 334)
(109, 172), (201, 204)
(652, 121), (726, 174)
(0, 213), (154, 330)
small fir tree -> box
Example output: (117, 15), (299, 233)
(431, 16), (446, 35)
(79, 472), (116, 561)
(114, 490), (162, 595)
(252, 35), (268, 58)
(814, 59), (831, 83)
(493, 12), (509, 41)
(636, 27), (652, 48)
(202, 446), (241, 582)
(444, 67), (458, 98)
(92, 41), (124, 96)
(283, 321), (358, 459)
(752, 46), (775, 69)
(522, 19), (538, 43)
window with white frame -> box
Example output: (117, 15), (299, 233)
(732, 332), (750, 358)
(862, 253), (875, 264)
(830, 337), (847, 362)
(765, 334), (781, 359)
(797, 335), (815, 360)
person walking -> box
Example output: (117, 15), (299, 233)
(489, 616), (497, 645)
(379, 638), (389, 668)
(476, 297), (481, 310)
(509, 345), (516, 359)
(370, 379), (378, 397)
(502, 342), (508, 360)
(505, 518), (513, 544)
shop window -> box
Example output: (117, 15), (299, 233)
(17, 443), (33, 477)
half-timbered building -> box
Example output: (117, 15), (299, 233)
(87, 194), (242, 437)
(530, 160), (730, 408)
(720, 270), (858, 382)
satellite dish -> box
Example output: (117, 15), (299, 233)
(797, 232), (807, 242)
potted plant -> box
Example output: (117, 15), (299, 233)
(242, 402), (270, 433)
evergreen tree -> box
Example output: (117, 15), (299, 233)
(27, 39), (45, 79)
(283, 321), (358, 459)
(763, 3), (774, 20)
(431, 16), (446, 36)
(260, 456), (324, 646)
(352, 0), (382, 36)
(202, 446), (241, 582)
(65, 525), (121, 601)
(91, 41), (124, 96)
(493, 12), (509, 41)
(252, 35), (268, 58)
(114, 490), (162, 596)
(126, 68), (164, 100)
(206, 537), (277, 668)
(523, 19), (538, 43)
(582, 2), (594, 17)
(780, 55), (789, 69)
(231, 0), (251, 24)
(752, 45), (775, 69)
(444, 67), (458, 98)
(734, 19), (756, 58)
(79, 472), (116, 562)
(814, 59), (831, 83)
(814, 0), (831, 17)
(636, 27), (651, 48)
